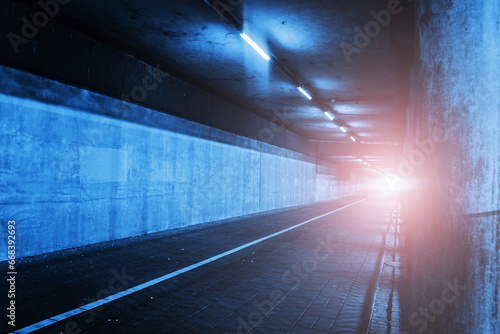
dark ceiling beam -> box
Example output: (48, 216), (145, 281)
(318, 156), (398, 169)
(332, 95), (395, 103)
(316, 142), (400, 157)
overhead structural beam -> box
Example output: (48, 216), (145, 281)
(316, 143), (400, 157)
(333, 95), (395, 102)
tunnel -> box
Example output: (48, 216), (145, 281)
(0, 0), (499, 333)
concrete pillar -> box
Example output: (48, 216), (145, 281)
(404, 0), (500, 332)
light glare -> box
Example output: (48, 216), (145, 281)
(324, 111), (334, 120)
(385, 177), (402, 193)
(340, 126), (347, 133)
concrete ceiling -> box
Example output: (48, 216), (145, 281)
(51, 0), (414, 172)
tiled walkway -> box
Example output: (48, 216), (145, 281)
(3, 195), (404, 333)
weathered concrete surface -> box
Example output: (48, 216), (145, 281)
(0, 65), (367, 260)
(403, 0), (500, 332)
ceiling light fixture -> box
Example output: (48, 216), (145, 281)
(297, 87), (312, 100)
(340, 126), (347, 133)
(324, 111), (334, 121)
(350, 136), (356, 142)
(240, 33), (270, 61)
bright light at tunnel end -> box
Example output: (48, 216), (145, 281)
(385, 176), (402, 193)
(297, 87), (312, 100)
(240, 33), (270, 61)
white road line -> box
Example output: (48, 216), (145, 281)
(12, 197), (371, 334)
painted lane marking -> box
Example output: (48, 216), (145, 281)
(12, 197), (371, 334)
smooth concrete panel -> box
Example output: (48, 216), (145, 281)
(0, 69), (365, 260)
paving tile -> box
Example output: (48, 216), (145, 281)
(9, 196), (411, 334)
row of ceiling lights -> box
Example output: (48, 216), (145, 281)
(203, 2), (384, 175)
(358, 158), (371, 167)
(240, 32), (393, 177)
(240, 32), (358, 143)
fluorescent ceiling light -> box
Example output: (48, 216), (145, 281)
(350, 136), (356, 142)
(240, 33), (270, 61)
(357, 158), (362, 162)
(297, 87), (312, 100)
(340, 126), (347, 133)
(324, 111), (334, 121)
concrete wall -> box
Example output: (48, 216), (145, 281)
(0, 65), (365, 260)
(403, 0), (500, 332)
